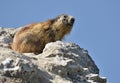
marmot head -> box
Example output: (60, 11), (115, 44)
(53, 14), (75, 36)
(56, 14), (75, 26)
(53, 14), (75, 38)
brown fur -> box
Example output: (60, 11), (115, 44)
(12, 14), (75, 53)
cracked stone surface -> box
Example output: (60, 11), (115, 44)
(0, 27), (107, 83)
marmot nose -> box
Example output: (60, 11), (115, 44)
(70, 18), (75, 24)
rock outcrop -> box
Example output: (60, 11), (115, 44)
(0, 27), (107, 83)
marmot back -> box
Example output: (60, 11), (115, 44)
(12, 14), (75, 54)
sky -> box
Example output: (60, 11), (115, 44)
(0, 0), (120, 83)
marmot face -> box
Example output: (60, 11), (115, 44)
(12, 14), (75, 54)
(53, 14), (75, 37)
(57, 14), (75, 26)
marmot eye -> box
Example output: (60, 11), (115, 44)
(63, 15), (67, 18)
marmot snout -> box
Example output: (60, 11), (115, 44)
(12, 14), (75, 54)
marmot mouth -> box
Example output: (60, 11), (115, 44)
(70, 18), (75, 24)
(67, 18), (75, 26)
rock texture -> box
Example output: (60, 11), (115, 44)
(0, 27), (107, 83)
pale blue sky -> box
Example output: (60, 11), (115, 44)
(0, 0), (120, 83)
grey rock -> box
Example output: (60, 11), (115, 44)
(86, 74), (107, 83)
(0, 27), (107, 83)
(0, 27), (17, 48)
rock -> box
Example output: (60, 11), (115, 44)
(0, 27), (17, 48)
(86, 74), (107, 83)
(0, 27), (107, 83)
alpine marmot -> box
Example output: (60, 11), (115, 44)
(12, 14), (75, 53)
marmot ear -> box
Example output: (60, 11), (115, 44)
(55, 16), (61, 22)
(56, 15), (61, 19)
